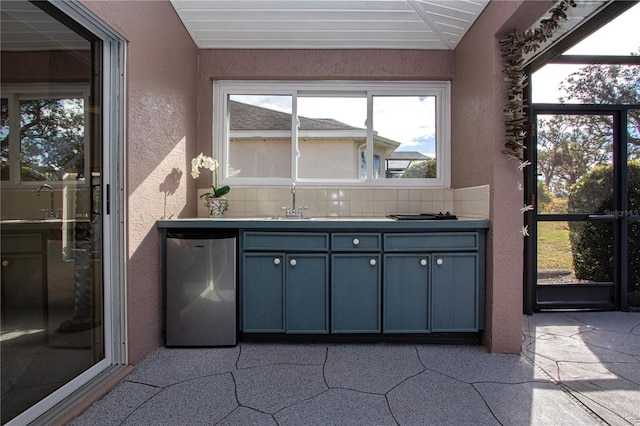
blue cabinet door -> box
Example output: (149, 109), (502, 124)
(242, 253), (284, 332)
(383, 254), (430, 333)
(286, 254), (328, 333)
(431, 254), (478, 331)
(331, 254), (381, 333)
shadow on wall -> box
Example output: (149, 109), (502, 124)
(159, 167), (183, 219)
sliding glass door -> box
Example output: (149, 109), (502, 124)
(1, 1), (116, 423)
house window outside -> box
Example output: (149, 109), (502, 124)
(215, 81), (450, 188)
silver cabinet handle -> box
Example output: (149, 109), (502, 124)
(353, 238), (360, 246)
(420, 259), (427, 266)
(369, 258), (376, 266)
(290, 259), (297, 266)
(273, 258), (281, 265)
(436, 258), (444, 266)
(1, 260), (8, 267)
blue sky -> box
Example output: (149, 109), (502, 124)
(532, 3), (640, 103)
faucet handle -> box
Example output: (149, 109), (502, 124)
(40, 208), (54, 219)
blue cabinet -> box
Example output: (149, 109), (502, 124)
(242, 253), (285, 332)
(240, 229), (485, 336)
(286, 254), (328, 333)
(242, 232), (329, 334)
(331, 253), (381, 333)
(331, 233), (381, 333)
(383, 254), (430, 333)
(431, 254), (479, 331)
(383, 232), (484, 333)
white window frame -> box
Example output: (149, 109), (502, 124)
(214, 80), (451, 188)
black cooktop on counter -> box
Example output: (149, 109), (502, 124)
(387, 212), (458, 221)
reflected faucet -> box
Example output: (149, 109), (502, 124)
(36, 184), (57, 219)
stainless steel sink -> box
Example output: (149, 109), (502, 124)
(265, 216), (312, 220)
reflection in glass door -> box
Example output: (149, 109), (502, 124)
(626, 109), (640, 307)
(1, 2), (104, 423)
(533, 110), (620, 309)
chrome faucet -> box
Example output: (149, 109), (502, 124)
(291, 182), (296, 212)
(281, 182), (308, 218)
(36, 184), (58, 219)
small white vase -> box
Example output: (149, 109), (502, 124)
(205, 197), (228, 218)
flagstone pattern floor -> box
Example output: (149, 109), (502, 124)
(71, 311), (640, 425)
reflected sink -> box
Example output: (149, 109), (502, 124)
(263, 216), (391, 221)
(1, 219), (62, 224)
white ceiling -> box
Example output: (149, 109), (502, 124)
(1, 1), (90, 51)
(0, 0), (613, 54)
(170, 0), (490, 50)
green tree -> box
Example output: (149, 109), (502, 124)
(1, 97), (85, 181)
(1, 99), (9, 180)
(537, 53), (639, 196)
(537, 114), (612, 197)
(559, 53), (640, 157)
(401, 158), (436, 178)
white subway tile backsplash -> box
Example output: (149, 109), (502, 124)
(194, 185), (489, 219)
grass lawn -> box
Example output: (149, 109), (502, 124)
(537, 221), (574, 271)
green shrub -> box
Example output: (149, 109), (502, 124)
(537, 181), (552, 212)
(548, 197), (568, 214)
(401, 158), (436, 178)
(567, 160), (640, 296)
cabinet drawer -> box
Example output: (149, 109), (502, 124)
(331, 233), (380, 251)
(243, 232), (329, 251)
(1, 234), (42, 253)
(384, 232), (478, 251)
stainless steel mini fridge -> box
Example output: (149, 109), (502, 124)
(165, 233), (237, 346)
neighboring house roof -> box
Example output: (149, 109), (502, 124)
(387, 151), (430, 161)
(229, 100), (401, 150)
(230, 100), (362, 131)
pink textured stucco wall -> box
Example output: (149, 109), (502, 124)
(452, 0), (556, 353)
(81, 0), (198, 363)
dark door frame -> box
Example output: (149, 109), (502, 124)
(524, 104), (640, 313)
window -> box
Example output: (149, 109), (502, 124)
(215, 81), (450, 187)
(1, 84), (89, 184)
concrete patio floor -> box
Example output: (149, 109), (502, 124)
(71, 311), (640, 425)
